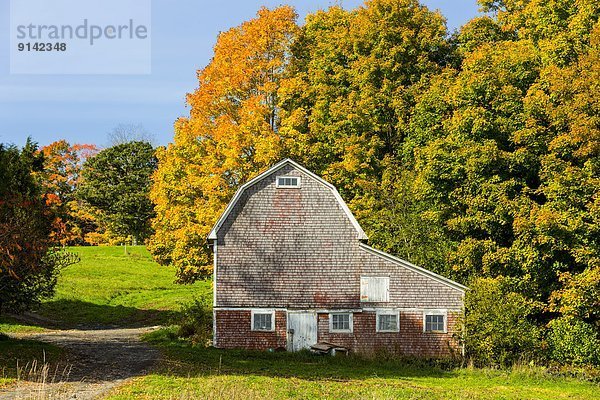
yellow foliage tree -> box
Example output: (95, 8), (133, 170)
(149, 6), (298, 281)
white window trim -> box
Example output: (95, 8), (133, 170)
(376, 309), (400, 333)
(251, 309), (276, 332)
(275, 175), (301, 188)
(422, 309), (447, 333)
(329, 312), (353, 333)
(360, 276), (390, 302)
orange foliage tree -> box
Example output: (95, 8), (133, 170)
(37, 140), (98, 245)
(0, 140), (78, 313)
(149, 6), (298, 281)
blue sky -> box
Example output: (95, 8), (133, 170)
(0, 1), (480, 148)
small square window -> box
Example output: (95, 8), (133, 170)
(377, 312), (399, 332)
(330, 313), (352, 333)
(424, 314), (445, 332)
(251, 311), (274, 331)
(276, 176), (301, 188)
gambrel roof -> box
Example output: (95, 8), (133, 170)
(208, 158), (368, 241)
(208, 158), (467, 293)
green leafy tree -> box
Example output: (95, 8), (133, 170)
(78, 141), (157, 244)
(524, 25), (600, 297)
(547, 317), (600, 365)
(411, 40), (543, 289)
(453, 16), (515, 56)
(550, 268), (600, 325)
(479, 0), (600, 66)
(409, 3), (600, 366)
(280, 0), (449, 187)
(356, 167), (451, 275)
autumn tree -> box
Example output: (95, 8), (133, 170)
(37, 140), (98, 244)
(408, 0), (599, 282)
(0, 140), (78, 314)
(78, 141), (157, 245)
(277, 0), (452, 273)
(280, 0), (449, 190)
(149, 6), (298, 282)
(408, 0), (600, 363)
(479, 0), (600, 66)
(528, 23), (600, 331)
(148, 0), (599, 365)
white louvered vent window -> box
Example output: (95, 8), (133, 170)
(276, 176), (301, 188)
(360, 277), (390, 302)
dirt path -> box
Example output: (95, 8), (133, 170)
(0, 327), (160, 400)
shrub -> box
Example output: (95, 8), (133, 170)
(176, 297), (213, 346)
(464, 277), (543, 367)
(547, 317), (600, 366)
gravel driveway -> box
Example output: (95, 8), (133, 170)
(0, 327), (160, 400)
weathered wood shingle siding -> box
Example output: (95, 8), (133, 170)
(215, 164), (463, 310)
(317, 311), (462, 357)
(215, 310), (287, 350)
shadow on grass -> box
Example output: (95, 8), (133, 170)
(9, 299), (179, 330)
(146, 329), (458, 382)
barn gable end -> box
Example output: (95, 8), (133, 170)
(208, 158), (367, 241)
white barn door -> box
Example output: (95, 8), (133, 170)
(287, 312), (317, 351)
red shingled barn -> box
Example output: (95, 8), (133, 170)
(208, 159), (466, 357)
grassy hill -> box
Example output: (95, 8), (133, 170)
(0, 246), (209, 388)
(2, 246), (210, 330)
(37, 245), (211, 328)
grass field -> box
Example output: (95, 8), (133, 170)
(0, 317), (48, 334)
(36, 246), (210, 328)
(105, 328), (599, 400)
(1, 246), (599, 399)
